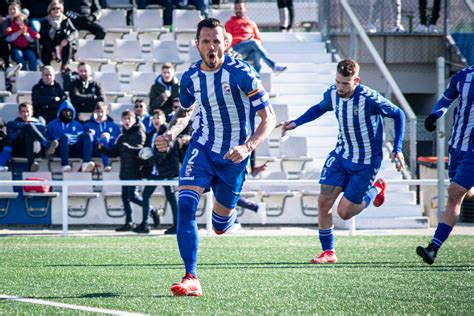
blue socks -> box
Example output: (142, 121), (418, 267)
(212, 210), (237, 234)
(431, 223), (453, 251)
(363, 186), (379, 208)
(0, 145), (12, 166)
(177, 189), (200, 277)
(319, 227), (334, 251)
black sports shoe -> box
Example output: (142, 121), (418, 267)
(416, 242), (438, 265)
(133, 223), (150, 234)
(164, 226), (177, 235)
(115, 223), (136, 232)
(150, 208), (161, 228)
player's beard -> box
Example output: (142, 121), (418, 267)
(202, 51), (221, 70)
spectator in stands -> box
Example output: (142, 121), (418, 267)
(40, 1), (78, 72)
(133, 98), (154, 133)
(5, 14), (40, 71)
(0, 119), (6, 152)
(46, 100), (83, 173)
(0, 102), (57, 172)
(32, 65), (67, 124)
(69, 62), (104, 122)
(224, 32), (241, 59)
(149, 63), (180, 116)
(0, 1), (14, 73)
(21, 0), (50, 21)
(175, 0), (209, 17)
(136, 109), (180, 234)
(367, 0), (404, 33)
(64, 0), (105, 40)
(99, 109), (146, 232)
(82, 102), (120, 172)
(225, 0), (287, 74)
(277, 0), (294, 32)
(168, 97), (193, 162)
(417, 0), (441, 33)
(136, 0), (173, 27)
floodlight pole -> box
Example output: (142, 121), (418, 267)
(436, 57), (446, 221)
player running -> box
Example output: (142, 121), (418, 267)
(155, 18), (276, 296)
(281, 59), (406, 264)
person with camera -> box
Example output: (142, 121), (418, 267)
(64, 0), (105, 40)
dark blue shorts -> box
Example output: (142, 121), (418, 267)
(179, 141), (249, 209)
(319, 151), (382, 204)
(448, 148), (474, 190)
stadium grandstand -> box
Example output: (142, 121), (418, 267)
(0, 0), (472, 233)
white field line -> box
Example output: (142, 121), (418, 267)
(0, 294), (147, 316)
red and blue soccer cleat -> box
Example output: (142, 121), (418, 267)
(373, 178), (386, 207)
(170, 273), (203, 296)
(310, 250), (338, 264)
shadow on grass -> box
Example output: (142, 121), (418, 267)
(43, 261), (473, 272)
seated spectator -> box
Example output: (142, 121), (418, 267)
(168, 97), (193, 162)
(5, 14), (40, 71)
(21, 0), (50, 21)
(99, 110), (146, 232)
(136, 109), (180, 234)
(136, 0), (173, 27)
(64, 0), (105, 40)
(0, 119), (6, 152)
(0, 102), (57, 172)
(46, 100), (83, 173)
(175, 0), (209, 17)
(40, 1), (78, 72)
(69, 62), (104, 122)
(32, 65), (67, 124)
(0, 2), (19, 73)
(82, 102), (120, 172)
(225, 0), (286, 74)
(225, 32), (241, 59)
(134, 98), (154, 133)
(149, 62), (179, 116)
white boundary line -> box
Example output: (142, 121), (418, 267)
(0, 294), (146, 316)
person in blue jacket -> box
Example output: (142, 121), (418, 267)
(46, 100), (83, 173)
(82, 102), (120, 172)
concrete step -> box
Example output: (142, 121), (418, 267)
(335, 216), (430, 229)
(273, 83), (328, 95)
(265, 42), (326, 54)
(261, 32), (323, 43)
(271, 53), (332, 63)
(273, 73), (334, 85)
(274, 94), (323, 105)
(274, 62), (337, 74)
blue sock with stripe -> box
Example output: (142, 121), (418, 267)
(177, 189), (200, 277)
(212, 210), (237, 234)
(431, 223), (453, 251)
(0, 145), (12, 166)
(319, 227), (334, 251)
(363, 187), (379, 208)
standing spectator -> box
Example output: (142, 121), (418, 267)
(0, 102), (57, 172)
(99, 110), (146, 232)
(136, 109), (180, 234)
(367, 0), (404, 33)
(133, 98), (154, 133)
(82, 102), (120, 172)
(32, 65), (67, 124)
(69, 62), (104, 122)
(40, 1), (78, 72)
(5, 14), (40, 71)
(277, 0), (294, 32)
(225, 0), (286, 74)
(46, 100), (83, 173)
(417, 0), (441, 33)
(416, 66), (474, 265)
(149, 63), (180, 116)
(175, 0), (209, 17)
(136, 0), (173, 28)
(64, 0), (105, 40)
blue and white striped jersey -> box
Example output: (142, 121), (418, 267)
(431, 66), (474, 152)
(179, 54), (270, 155)
(294, 84), (405, 165)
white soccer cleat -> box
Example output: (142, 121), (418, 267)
(257, 202), (267, 225)
(82, 161), (95, 172)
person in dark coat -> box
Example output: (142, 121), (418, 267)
(64, 0), (105, 40)
(31, 65), (67, 123)
(69, 62), (104, 121)
(99, 109), (146, 232)
(149, 63), (180, 116)
(135, 109), (180, 234)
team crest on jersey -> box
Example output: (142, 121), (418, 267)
(223, 82), (231, 95)
(185, 164), (193, 177)
(353, 106), (359, 116)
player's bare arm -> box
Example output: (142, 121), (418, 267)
(281, 120), (296, 137)
(224, 105), (276, 163)
(155, 106), (194, 152)
(392, 151), (405, 172)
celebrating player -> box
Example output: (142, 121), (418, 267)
(281, 59), (406, 264)
(155, 18), (276, 296)
(417, 65), (474, 265)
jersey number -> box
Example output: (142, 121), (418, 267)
(188, 148), (199, 165)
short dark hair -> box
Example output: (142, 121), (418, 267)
(196, 18), (225, 41)
(18, 102), (32, 111)
(234, 0), (245, 4)
(121, 110), (134, 118)
(152, 109), (165, 118)
(337, 59), (359, 77)
(95, 101), (107, 111)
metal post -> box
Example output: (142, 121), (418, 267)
(436, 57), (446, 221)
(205, 192), (213, 236)
(62, 184), (68, 237)
(350, 27), (358, 60)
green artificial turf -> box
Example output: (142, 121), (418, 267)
(0, 235), (472, 315)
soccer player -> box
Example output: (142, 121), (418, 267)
(416, 65), (474, 265)
(281, 59), (406, 264)
(155, 18), (276, 296)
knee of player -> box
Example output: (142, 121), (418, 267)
(336, 206), (351, 220)
(318, 194), (334, 210)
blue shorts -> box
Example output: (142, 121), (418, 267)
(448, 148), (474, 190)
(319, 151), (382, 204)
(179, 141), (249, 209)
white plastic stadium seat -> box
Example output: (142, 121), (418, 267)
(298, 170), (321, 217)
(22, 172), (59, 218)
(210, 9), (233, 24)
(101, 172), (124, 218)
(0, 72), (11, 97)
(93, 72), (126, 99)
(99, 9), (131, 39)
(75, 39), (110, 71)
(0, 172), (19, 217)
(0, 103), (19, 123)
(62, 172), (100, 218)
(279, 136), (313, 179)
(151, 40), (186, 67)
(109, 102), (133, 122)
(106, 0), (133, 9)
(113, 40), (146, 71)
(172, 9), (203, 34)
(130, 71), (158, 97)
(133, 9), (168, 39)
(259, 171), (295, 217)
(15, 71), (41, 103)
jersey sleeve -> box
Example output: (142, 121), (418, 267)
(179, 72), (196, 110)
(431, 71), (462, 118)
(239, 63), (269, 112)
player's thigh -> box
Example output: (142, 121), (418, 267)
(178, 142), (213, 189)
(212, 160), (248, 210)
(449, 150), (474, 190)
(320, 152), (349, 189)
(344, 163), (380, 205)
